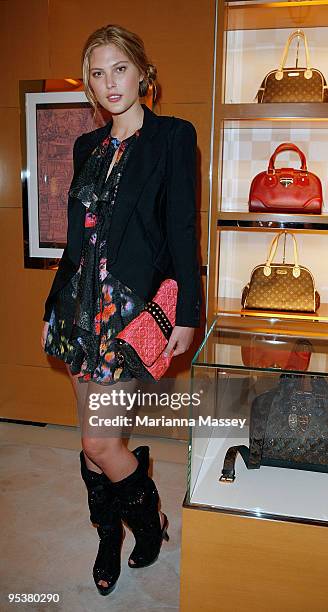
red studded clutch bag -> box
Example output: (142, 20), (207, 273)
(116, 278), (178, 381)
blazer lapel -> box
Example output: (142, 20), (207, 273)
(106, 103), (166, 264)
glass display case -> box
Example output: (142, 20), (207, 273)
(186, 316), (328, 526)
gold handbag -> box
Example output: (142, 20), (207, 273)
(257, 29), (328, 103)
(241, 231), (320, 313)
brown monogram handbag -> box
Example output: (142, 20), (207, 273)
(219, 375), (328, 483)
(241, 231), (320, 313)
(257, 29), (328, 103)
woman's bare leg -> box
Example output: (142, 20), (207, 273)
(66, 362), (143, 477)
(80, 378), (139, 481)
(65, 364), (101, 473)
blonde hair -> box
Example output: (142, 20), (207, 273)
(82, 24), (157, 116)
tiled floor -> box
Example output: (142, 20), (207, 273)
(0, 423), (188, 612)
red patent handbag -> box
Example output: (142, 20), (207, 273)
(249, 143), (323, 214)
(116, 279), (178, 381)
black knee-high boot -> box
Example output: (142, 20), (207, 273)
(79, 451), (123, 596)
(113, 446), (169, 569)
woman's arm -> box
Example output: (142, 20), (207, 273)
(165, 119), (202, 329)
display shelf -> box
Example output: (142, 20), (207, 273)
(227, 1), (328, 31)
(193, 317), (328, 370)
(219, 103), (328, 121)
(205, 311), (328, 337)
(225, 24), (328, 105)
(187, 430), (328, 525)
(213, 297), (328, 322)
(217, 212), (328, 230)
(205, 4), (328, 329)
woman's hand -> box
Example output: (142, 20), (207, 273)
(164, 326), (195, 358)
(41, 322), (49, 349)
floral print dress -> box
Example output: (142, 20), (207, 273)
(44, 128), (148, 385)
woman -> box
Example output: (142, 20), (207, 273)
(41, 24), (201, 596)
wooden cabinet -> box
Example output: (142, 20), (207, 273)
(181, 2), (328, 609)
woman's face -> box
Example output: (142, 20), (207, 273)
(89, 43), (144, 114)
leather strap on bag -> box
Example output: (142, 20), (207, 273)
(143, 300), (173, 340)
(264, 231), (300, 279)
(276, 29), (313, 80)
(219, 446), (250, 483)
(219, 420), (269, 483)
(219, 388), (274, 483)
(268, 142), (307, 173)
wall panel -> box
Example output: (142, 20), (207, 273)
(0, 108), (22, 206)
(0, 0), (50, 107)
(1, 0), (215, 425)
(48, 0), (214, 104)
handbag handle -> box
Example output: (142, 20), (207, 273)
(268, 142), (307, 173)
(264, 231), (301, 279)
(276, 29), (313, 81)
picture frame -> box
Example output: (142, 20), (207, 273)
(21, 87), (106, 268)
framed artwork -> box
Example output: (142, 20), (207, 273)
(21, 87), (107, 268)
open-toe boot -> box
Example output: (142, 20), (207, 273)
(113, 445), (169, 569)
(79, 450), (124, 595)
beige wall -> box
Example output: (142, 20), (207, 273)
(0, 0), (215, 425)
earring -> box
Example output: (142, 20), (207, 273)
(152, 82), (157, 104)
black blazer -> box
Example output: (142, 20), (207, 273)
(43, 103), (202, 328)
